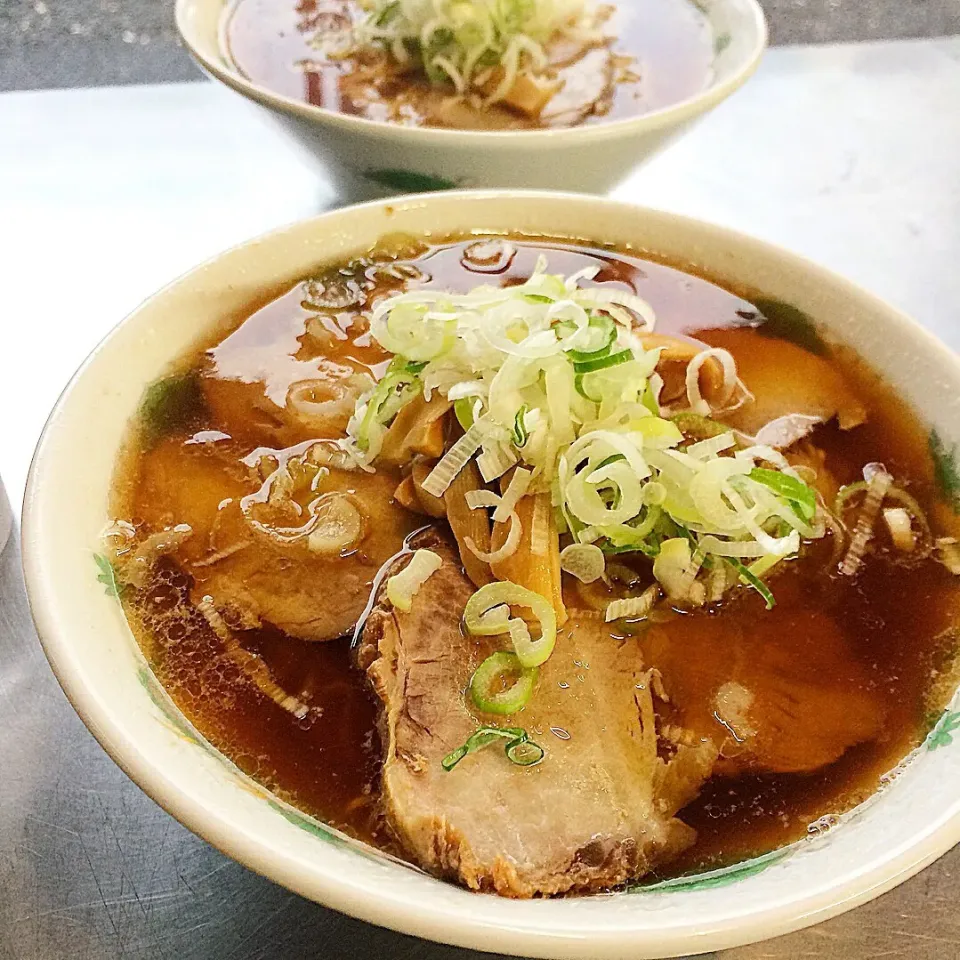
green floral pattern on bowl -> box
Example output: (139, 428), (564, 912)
(136, 665), (205, 748)
(930, 430), (960, 513)
(928, 710), (960, 750)
(364, 168), (460, 192)
(632, 847), (792, 894)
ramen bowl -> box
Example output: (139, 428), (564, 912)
(23, 191), (960, 958)
(175, 0), (767, 197)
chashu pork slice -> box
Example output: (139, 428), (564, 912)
(134, 434), (419, 642)
(640, 581), (885, 775)
(359, 532), (717, 898)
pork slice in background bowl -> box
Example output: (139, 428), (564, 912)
(21, 190), (960, 959)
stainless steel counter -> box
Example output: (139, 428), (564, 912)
(3, 37), (960, 960)
(4, 0), (960, 92)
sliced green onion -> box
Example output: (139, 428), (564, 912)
(387, 356), (429, 377)
(357, 372), (421, 451)
(513, 404), (530, 447)
(492, 467), (532, 523)
(728, 557), (776, 609)
(477, 438), (519, 483)
(566, 462), (644, 527)
(454, 396), (477, 431)
(466, 510), (521, 564)
(634, 417), (684, 449)
(750, 468), (817, 521)
(834, 480), (868, 516)
(643, 481), (667, 506)
(641, 380), (660, 416)
(686, 432), (737, 460)
(469, 652), (538, 715)
(463, 581), (557, 668)
(386, 549), (442, 612)
(672, 521), (714, 570)
(355, 0), (592, 102)
(573, 349), (632, 375)
(441, 744), (469, 771)
(592, 507), (662, 550)
(749, 553), (784, 578)
(420, 420), (486, 497)
(566, 314), (617, 362)
(839, 464), (893, 576)
(605, 584), (659, 623)
(685, 347), (737, 415)
(653, 537), (705, 604)
(442, 724), (544, 771)
(544, 359), (575, 444)
(575, 286), (657, 330)
(559, 543), (606, 583)
(698, 535), (767, 559)
(574, 372), (604, 402)
(306, 495), (363, 555)
(377, 301), (455, 361)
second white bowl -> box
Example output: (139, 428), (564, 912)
(175, 0), (767, 197)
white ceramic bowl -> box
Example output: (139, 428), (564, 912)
(23, 192), (960, 959)
(175, 0), (767, 197)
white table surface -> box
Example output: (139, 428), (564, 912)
(2, 36), (960, 960)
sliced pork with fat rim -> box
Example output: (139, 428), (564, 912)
(359, 531), (717, 897)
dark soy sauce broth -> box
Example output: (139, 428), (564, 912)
(223, 0), (714, 129)
(114, 237), (960, 878)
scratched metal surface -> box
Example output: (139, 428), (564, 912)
(2, 37), (960, 960)
(4, 0), (960, 92)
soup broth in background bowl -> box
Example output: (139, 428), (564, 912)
(22, 191), (960, 957)
(175, 0), (767, 197)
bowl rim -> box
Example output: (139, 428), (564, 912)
(21, 190), (960, 959)
(174, 0), (768, 147)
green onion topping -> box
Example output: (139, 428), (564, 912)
(728, 557), (776, 609)
(442, 724), (544, 772)
(749, 468), (817, 521)
(454, 396), (477, 431)
(572, 349), (632, 375)
(469, 651), (539, 715)
(351, 0), (596, 104)
(513, 404), (530, 447)
(342, 262), (827, 616)
(566, 314), (617, 363)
